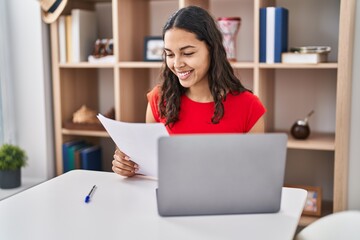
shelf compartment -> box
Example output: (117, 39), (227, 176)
(60, 69), (100, 123)
(116, 0), (150, 62)
(116, 68), (151, 122)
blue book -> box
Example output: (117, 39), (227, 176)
(80, 145), (102, 171)
(274, 7), (288, 62)
(68, 143), (89, 171)
(259, 8), (267, 62)
(62, 140), (85, 173)
(259, 7), (288, 63)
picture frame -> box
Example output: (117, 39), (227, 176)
(144, 36), (164, 61)
(286, 185), (322, 216)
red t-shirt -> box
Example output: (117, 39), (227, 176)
(147, 86), (266, 134)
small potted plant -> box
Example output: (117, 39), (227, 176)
(0, 144), (27, 189)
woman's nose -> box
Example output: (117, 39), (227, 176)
(174, 56), (185, 68)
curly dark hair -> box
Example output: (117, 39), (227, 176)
(159, 5), (249, 126)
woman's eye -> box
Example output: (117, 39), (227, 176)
(165, 53), (174, 57)
(184, 52), (194, 56)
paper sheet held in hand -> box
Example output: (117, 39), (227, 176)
(97, 114), (169, 177)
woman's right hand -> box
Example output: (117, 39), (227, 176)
(112, 148), (139, 177)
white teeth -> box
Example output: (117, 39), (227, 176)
(178, 71), (191, 77)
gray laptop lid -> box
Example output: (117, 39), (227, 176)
(157, 133), (287, 216)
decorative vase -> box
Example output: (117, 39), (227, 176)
(290, 110), (315, 140)
(0, 169), (21, 189)
(291, 121), (311, 140)
(217, 17), (241, 61)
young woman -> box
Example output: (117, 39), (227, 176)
(112, 6), (266, 177)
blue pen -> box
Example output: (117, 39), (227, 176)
(84, 185), (96, 203)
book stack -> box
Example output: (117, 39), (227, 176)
(58, 9), (98, 63)
(282, 46), (331, 64)
(62, 140), (102, 173)
(259, 7), (289, 63)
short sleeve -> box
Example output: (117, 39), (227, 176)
(146, 86), (161, 122)
(245, 94), (266, 132)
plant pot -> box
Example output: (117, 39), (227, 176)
(0, 169), (21, 189)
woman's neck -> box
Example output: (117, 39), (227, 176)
(185, 85), (213, 103)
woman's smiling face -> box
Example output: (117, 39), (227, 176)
(164, 28), (211, 90)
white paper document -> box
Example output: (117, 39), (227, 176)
(97, 114), (169, 177)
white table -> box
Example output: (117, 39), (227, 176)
(0, 170), (307, 240)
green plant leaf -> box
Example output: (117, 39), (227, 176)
(0, 144), (28, 170)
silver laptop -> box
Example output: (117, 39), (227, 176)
(156, 133), (288, 216)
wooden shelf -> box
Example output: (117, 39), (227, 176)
(59, 61), (338, 69)
(117, 61), (256, 69)
(59, 62), (115, 68)
(58, 61), (257, 69)
(118, 61), (163, 68)
(259, 62), (338, 69)
(82, 0), (111, 2)
(61, 128), (109, 137)
(230, 62), (255, 69)
(287, 132), (335, 151)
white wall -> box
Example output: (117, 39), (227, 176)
(6, 0), (54, 181)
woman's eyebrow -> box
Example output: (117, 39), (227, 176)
(164, 45), (196, 52)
